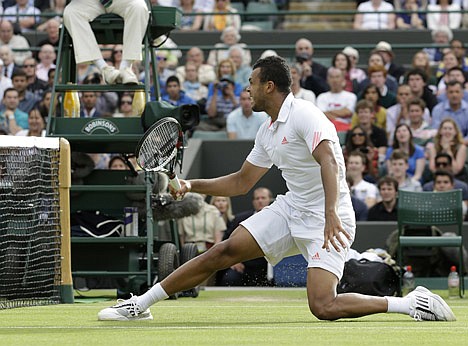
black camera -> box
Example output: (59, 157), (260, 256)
(296, 53), (311, 64)
(359, 147), (369, 154)
(217, 81), (229, 90)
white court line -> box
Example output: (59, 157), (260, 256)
(1, 325), (468, 331)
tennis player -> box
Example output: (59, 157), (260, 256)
(98, 56), (456, 322)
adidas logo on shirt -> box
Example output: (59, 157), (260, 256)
(311, 252), (320, 261)
(281, 136), (288, 144)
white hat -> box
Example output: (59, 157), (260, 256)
(375, 41), (393, 55)
(342, 46), (359, 60)
(260, 49), (278, 59)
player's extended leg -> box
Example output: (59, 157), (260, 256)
(306, 267), (456, 321)
(306, 267), (388, 320)
(98, 226), (264, 321)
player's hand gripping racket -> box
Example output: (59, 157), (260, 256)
(135, 118), (183, 193)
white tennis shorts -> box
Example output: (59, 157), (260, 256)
(240, 195), (356, 280)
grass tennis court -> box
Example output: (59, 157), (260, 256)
(0, 288), (467, 346)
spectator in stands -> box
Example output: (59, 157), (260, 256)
(294, 38), (328, 96)
(437, 66), (468, 102)
(178, 0), (203, 31)
(356, 52), (398, 94)
(351, 84), (387, 130)
(81, 71), (118, 117)
(11, 69), (40, 114)
(208, 58), (242, 98)
(162, 76), (196, 107)
(427, 117), (468, 181)
(365, 64), (397, 109)
(226, 89), (268, 140)
(388, 149), (423, 191)
(407, 98), (437, 146)
(344, 125), (380, 181)
(386, 84), (432, 143)
(203, 0), (241, 32)
(423, 26), (452, 65)
(353, 0), (396, 30)
(316, 67), (357, 132)
(0, 20), (32, 66)
(395, 0), (425, 29)
(200, 74), (239, 131)
(406, 68), (438, 111)
(423, 152), (468, 195)
(182, 61), (208, 109)
(228, 45), (252, 89)
(63, 0), (148, 85)
(110, 44), (123, 70)
(36, 44), (56, 83)
(207, 26), (251, 67)
(0, 58), (13, 103)
(385, 123), (426, 182)
(0, 87), (28, 134)
(79, 91), (102, 118)
(14, 108), (45, 137)
(209, 195), (235, 230)
(23, 57), (48, 100)
(217, 187), (273, 286)
(4, 0), (41, 32)
(347, 175), (369, 221)
(346, 150), (379, 208)
(153, 51), (175, 98)
(108, 155), (128, 170)
(349, 99), (388, 159)
(373, 41), (406, 83)
(435, 50), (461, 92)
(36, 18), (60, 51)
(367, 176), (398, 221)
(38, 89), (53, 119)
(432, 170), (468, 216)
(432, 81), (468, 144)
(411, 50), (438, 87)
(331, 52), (354, 92)
(178, 193), (226, 254)
(289, 64), (316, 104)
(436, 40), (468, 79)
(176, 46), (216, 86)
(36, 0), (66, 31)
(112, 94), (134, 117)
(0, 45), (20, 80)
(427, 0), (462, 30)
(342, 46), (367, 84)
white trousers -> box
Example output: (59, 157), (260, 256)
(63, 0), (149, 64)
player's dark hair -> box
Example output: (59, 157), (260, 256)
(252, 55), (291, 94)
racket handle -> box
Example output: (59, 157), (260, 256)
(169, 175), (182, 192)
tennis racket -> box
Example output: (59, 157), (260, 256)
(135, 117), (183, 192)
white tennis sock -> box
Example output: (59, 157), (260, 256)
(94, 58), (107, 70)
(137, 283), (169, 311)
(385, 296), (411, 314)
(119, 60), (131, 70)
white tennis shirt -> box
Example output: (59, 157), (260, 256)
(247, 93), (353, 216)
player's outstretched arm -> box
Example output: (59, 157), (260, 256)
(172, 161), (268, 199)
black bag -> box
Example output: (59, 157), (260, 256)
(71, 210), (123, 238)
(337, 259), (400, 296)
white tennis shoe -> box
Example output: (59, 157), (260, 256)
(98, 295), (153, 321)
(408, 286), (456, 321)
(102, 65), (120, 85)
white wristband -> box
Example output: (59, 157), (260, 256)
(8, 115), (14, 120)
(185, 180), (192, 192)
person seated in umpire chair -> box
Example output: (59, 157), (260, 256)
(63, 0), (149, 85)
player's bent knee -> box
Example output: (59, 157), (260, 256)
(308, 301), (337, 321)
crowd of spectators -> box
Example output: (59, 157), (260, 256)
(1, 1), (468, 224)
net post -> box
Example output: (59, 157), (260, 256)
(59, 138), (74, 304)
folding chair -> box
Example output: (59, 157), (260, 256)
(397, 190), (465, 297)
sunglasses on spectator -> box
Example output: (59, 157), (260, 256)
(157, 56), (167, 61)
(121, 100), (132, 105)
(113, 50), (122, 53)
(351, 133), (365, 137)
(23, 64), (36, 68)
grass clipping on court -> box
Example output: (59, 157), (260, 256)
(0, 288), (466, 345)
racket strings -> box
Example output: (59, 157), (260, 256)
(139, 122), (179, 170)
